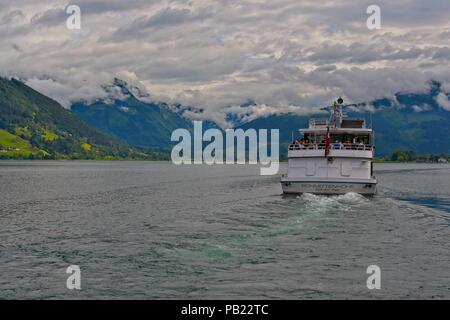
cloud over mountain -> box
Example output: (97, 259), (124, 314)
(1, 0), (450, 125)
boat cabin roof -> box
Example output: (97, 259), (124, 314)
(341, 119), (364, 128)
(302, 117), (372, 134)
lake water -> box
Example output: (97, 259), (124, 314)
(0, 161), (449, 299)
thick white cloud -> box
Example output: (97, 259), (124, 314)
(1, 0), (450, 125)
(436, 92), (450, 111)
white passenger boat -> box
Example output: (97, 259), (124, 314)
(281, 98), (377, 195)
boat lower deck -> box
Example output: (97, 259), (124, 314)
(281, 179), (377, 195)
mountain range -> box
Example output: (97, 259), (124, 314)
(0, 77), (164, 159)
(238, 83), (450, 156)
(1, 76), (450, 159)
(72, 79), (450, 157)
(71, 78), (193, 150)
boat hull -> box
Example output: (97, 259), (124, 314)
(281, 179), (377, 195)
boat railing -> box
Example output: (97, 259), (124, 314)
(309, 119), (330, 128)
(288, 143), (373, 151)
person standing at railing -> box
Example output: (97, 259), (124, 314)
(324, 127), (331, 156)
(333, 141), (343, 149)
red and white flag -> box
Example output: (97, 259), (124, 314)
(325, 126), (331, 157)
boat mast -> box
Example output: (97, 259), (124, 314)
(330, 97), (343, 128)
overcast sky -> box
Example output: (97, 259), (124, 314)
(1, 0), (450, 125)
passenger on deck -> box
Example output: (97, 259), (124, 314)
(298, 139), (306, 149)
(333, 140), (343, 149)
(345, 139), (351, 149)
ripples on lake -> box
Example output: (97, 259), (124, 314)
(0, 161), (449, 299)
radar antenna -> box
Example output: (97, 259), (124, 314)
(320, 97), (368, 128)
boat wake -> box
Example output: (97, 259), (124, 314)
(297, 192), (369, 213)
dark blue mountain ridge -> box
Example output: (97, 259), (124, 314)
(238, 81), (450, 156)
(71, 78), (450, 156)
(72, 78), (221, 150)
(71, 78), (194, 149)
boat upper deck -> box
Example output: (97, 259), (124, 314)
(288, 98), (375, 159)
(290, 117), (374, 158)
(287, 142), (374, 159)
(301, 118), (372, 134)
(289, 143), (373, 151)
